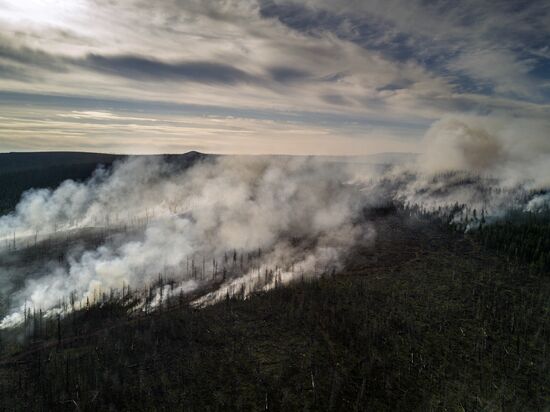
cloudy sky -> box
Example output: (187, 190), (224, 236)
(0, 0), (549, 155)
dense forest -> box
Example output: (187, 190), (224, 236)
(0, 154), (548, 411)
(476, 209), (550, 273)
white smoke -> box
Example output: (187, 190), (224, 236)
(1, 115), (549, 329)
(419, 115), (550, 188)
(0, 155), (369, 328)
(375, 115), (550, 217)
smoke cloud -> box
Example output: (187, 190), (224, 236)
(1, 115), (549, 328)
(367, 115), (550, 219)
(0, 156), (369, 328)
(419, 115), (550, 188)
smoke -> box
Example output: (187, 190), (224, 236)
(419, 115), (550, 188)
(0, 155), (369, 328)
(360, 115), (550, 220)
(1, 115), (549, 329)
(0, 157), (179, 237)
(420, 118), (504, 173)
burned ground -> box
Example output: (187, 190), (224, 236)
(0, 208), (548, 411)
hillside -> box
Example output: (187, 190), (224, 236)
(0, 152), (548, 411)
(0, 207), (548, 411)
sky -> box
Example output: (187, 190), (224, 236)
(0, 0), (549, 155)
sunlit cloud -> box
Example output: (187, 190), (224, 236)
(0, 0), (548, 154)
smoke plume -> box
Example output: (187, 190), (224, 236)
(419, 115), (550, 188)
(1, 115), (549, 328)
(0, 155), (369, 328)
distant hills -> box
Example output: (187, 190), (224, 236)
(0, 151), (416, 214)
(0, 151), (122, 174)
(0, 150), (418, 174)
(357, 152), (418, 165)
(0, 151), (212, 175)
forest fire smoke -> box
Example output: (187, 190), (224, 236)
(0, 155), (368, 328)
(1, 116), (549, 328)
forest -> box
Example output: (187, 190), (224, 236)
(0, 153), (548, 411)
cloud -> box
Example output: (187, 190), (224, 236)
(268, 66), (311, 83)
(0, 0), (548, 154)
(0, 99), (421, 155)
(448, 49), (539, 99)
(0, 38), (67, 71)
(259, 1), (550, 101)
(82, 54), (258, 84)
(56, 110), (158, 122)
(0, 63), (33, 81)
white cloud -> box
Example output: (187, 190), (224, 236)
(0, 0), (548, 154)
(449, 48), (538, 98)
